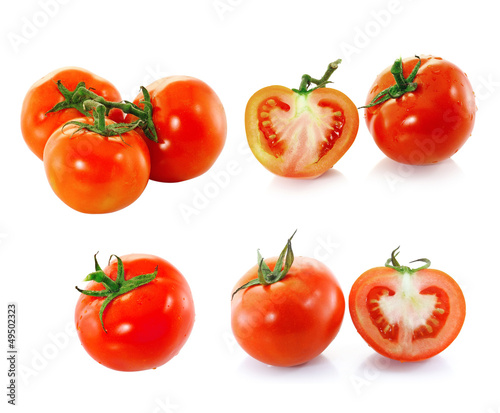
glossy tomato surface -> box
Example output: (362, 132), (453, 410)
(349, 266), (466, 361)
(231, 257), (345, 367)
(75, 254), (195, 372)
(245, 86), (359, 178)
(127, 76), (227, 182)
(21, 67), (124, 160)
(364, 55), (476, 165)
(43, 117), (150, 214)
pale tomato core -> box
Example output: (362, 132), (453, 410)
(367, 272), (449, 345)
(257, 93), (345, 173)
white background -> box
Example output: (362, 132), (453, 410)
(1, 0), (499, 412)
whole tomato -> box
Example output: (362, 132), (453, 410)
(43, 117), (150, 214)
(349, 247), (466, 362)
(21, 67), (124, 160)
(245, 60), (359, 178)
(231, 233), (345, 367)
(363, 55), (476, 165)
(126, 76), (227, 182)
(75, 254), (195, 372)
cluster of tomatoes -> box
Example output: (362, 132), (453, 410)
(21, 67), (227, 213)
(73, 235), (465, 372)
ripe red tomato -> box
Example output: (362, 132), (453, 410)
(43, 117), (150, 214)
(231, 235), (345, 367)
(21, 67), (124, 160)
(363, 55), (476, 165)
(75, 254), (195, 372)
(245, 61), (359, 179)
(349, 248), (466, 362)
(126, 76), (227, 182)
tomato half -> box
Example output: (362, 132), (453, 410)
(363, 55), (476, 165)
(43, 117), (150, 214)
(75, 254), (195, 372)
(245, 62), (359, 178)
(126, 76), (227, 182)
(231, 234), (345, 367)
(349, 249), (466, 362)
(21, 67), (124, 160)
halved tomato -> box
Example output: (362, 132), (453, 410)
(349, 248), (465, 362)
(245, 61), (359, 179)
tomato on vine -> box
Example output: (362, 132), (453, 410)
(21, 67), (124, 160)
(126, 76), (227, 183)
(43, 117), (150, 214)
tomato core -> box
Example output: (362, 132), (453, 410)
(256, 93), (346, 162)
(367, 281), (450, 344)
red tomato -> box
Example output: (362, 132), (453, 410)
(75, 254), (195, 372)
(231, 235), (345, 367)
(21, 67), (124, 160)
(245, 63), (359, 179)
(43, 117), (150, 214)
(349, 248), (466, 362)
(126, 76), (227, 182)
(363, 55), (476, 165)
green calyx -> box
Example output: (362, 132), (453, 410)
(292, 59), (342, 94)
(385, 246), (431, 274)
(47, 81), (158, 141)
(76, 254), (158, 333)
(231, 230), (297, 300)
(359, 55), (422, 109)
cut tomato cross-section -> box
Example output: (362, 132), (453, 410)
(245, 61), (359, 179)
(349, 248), (465, 362)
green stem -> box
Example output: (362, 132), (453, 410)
(47, 81), (158, 142)
(232, 230), (297, 300)
(384, 246), (431, 274)
(359, 55), (421, 109)
(75, 254), (158, 333)
(293, 60), (342, 94)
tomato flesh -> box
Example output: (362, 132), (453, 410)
(349, 267), (465, 361)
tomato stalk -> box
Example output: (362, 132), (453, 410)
(385, 246), (431, 274)
(292, 60), (342, 94)
(47, 81), (158, 141)
(76, 254), (158, 333)
(231, 231), (297, 299)
(359, 56), (422, 109)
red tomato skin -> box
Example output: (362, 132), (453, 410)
(126, 76), (227, 182)
(43, 117), (150, 214)
(365, 55), (476, 165)
(75, 254), (195, 372)
(245, 86), (359, 179)
(231, 257), (345, 367)
(349, 266), (466, 362)
(21, 67), (124, 160)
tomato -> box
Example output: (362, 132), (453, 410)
(43, 117), (150, 214)
(126, 76), (227, 182)
(75, 253), (195, 372)
(245, 61), (359, 179)
(363, 55), (476, 165)
(21, 67), (124, 160)
(231, 233), (345, 367)
(349, 248), (466, 362)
